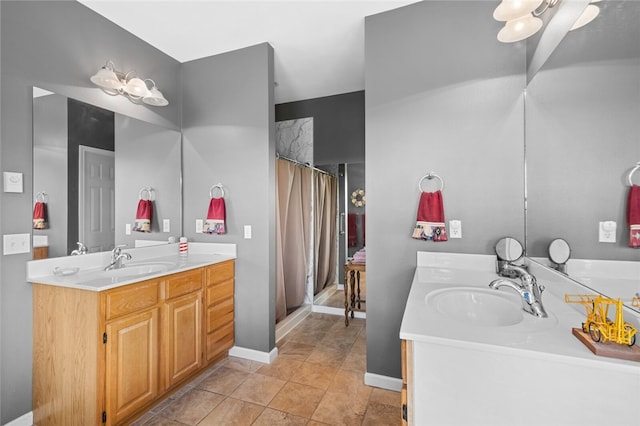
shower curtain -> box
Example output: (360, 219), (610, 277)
(276, 159), (312, 323)
(314, 172), (338, 295)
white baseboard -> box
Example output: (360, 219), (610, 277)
(364, 372), (403, 391)
(5, 411), (33, 426)
(275, 304), (311, 343)
(311, 304), (366, 319)
(336, 283), (344, 291)
(229, 345), (278, 364)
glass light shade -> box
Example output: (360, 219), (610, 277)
(493, 0), (544, 21)
(124, 77), (150, 98)
(143, 86), (169, 106)
(497, 15), (543, 43)
(90, 67), (123, 91)
(570, 4), (600, 31)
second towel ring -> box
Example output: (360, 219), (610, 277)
(35, 191), (48, 203)
(139, 187), (154, 201)
(628, 162), (640, 186)
(210, 184), (225, 198)
(418, 173), (444, 192)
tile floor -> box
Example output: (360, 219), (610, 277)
(131, 312), (400, 425)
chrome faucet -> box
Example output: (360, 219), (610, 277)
(104, 245), (132, 271)
(70, 241), (88, 256)
(490, 264), (548, 318)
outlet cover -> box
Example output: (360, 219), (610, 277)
(599, 221), (616, 243)
(449, 220), (462, 239)
(163, 219), (170, 233)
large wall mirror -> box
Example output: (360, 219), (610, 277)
(525, 0), (640, 310)
(32, 87), (182, 258)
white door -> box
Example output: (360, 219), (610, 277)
(79, 146), (115, 253)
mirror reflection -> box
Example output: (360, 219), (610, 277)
(526, 0), (640, 311)
(32, 87), (182, 258)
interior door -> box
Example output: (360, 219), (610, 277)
(79, 146), (115, 253)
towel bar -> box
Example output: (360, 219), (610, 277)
(628, 162), (640, 186)
(418, 172), (444, 192)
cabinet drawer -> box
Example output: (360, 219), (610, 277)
(104, 280), (160, 321)
(206, 261), (234, 285)
(206, 279), (233, 306)
(207, 298), (234, 332)
(165, 269), (202, 300)
(206, 322), (234, 362)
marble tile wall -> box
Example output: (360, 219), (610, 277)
(276, 117), (313, 164)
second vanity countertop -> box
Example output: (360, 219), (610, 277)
(400, 251), (640, 372)
(27, 242), (236, 292)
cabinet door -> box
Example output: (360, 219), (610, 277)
(105, 308), (160, 425)
(165, 292), (203, 388)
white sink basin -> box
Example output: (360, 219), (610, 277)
(104, 262), (173, 278)
(426, 287), (524, 326)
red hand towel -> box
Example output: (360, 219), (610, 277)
(412, 190), (447, 241)
(627, 185), (640, 248)
(133, 199), (152, 233)
(33, 201), (48, 229)
(205, 197), (226, 234)
(348, 213), (357, 247)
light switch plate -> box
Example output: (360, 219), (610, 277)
(3, 233), (31, 255)
(125, 224), (131, 235)
(3, 172), (24, 193)
(244, 225), (252, 239)
(195, 219), (203, 233)
(163, 219), (170, 233)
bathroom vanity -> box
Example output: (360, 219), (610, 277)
(28, 244), (236, 426)
(400, 252), (640, 426)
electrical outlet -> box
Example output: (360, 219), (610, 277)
(163, 219), (170, 233)
(449, 220), (462, 238)
(599, 221), (616, 243)
(3, 233), (30, 255)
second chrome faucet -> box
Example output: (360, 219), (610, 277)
(104, 245), (132, 271)
(490, 263), (547, 318)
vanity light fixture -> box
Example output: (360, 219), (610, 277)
(90, 60), (168, 106)
(494, 0), (600, 42)
(494, 0), (559, 43)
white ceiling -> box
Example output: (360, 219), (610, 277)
(78, 0), (418, 104)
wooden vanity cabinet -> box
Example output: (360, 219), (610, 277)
(33, 261), (234, 426)
(204, 260), (235, 363)
(401, 339), (413, 426)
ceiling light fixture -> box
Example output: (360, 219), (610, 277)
(90, 60), (168, 106)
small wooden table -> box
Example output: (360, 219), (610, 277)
(344, 261), (365, 326)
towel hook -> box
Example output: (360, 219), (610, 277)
(418, 172), (444, 192)
(209, 183), (225, 198)
(139, 186), (154, 201)
(35, 191), (48, 203)
(628, 162), (640, 186)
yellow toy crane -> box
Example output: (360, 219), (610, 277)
(565, 294), (637, 347)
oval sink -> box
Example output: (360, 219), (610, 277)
(103, 262), (172, 279)
(426, 287), (523, 326)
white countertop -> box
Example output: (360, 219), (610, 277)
(27, 242), (236, 292)
(400, 252), (640, 372)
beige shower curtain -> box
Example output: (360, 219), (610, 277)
(314, 172), (338, 295)
(276, 159), (312, 323)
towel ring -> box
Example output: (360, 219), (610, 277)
(209, 184), (225, 198)
(139, 187), (154, 201)
(35, 191), (48, 203)
(628, 162), (640, 186)
(418, 173), (444, 192)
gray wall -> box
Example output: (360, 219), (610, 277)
(115, 115), (182, 247)
(33, 94), (68, 258)
(364, 1), (526, 379)
(181, 44), (276, 354)
(526, 0), (640, 261)
(276, 91), (365, 165)
(0, 1), (181, 422)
